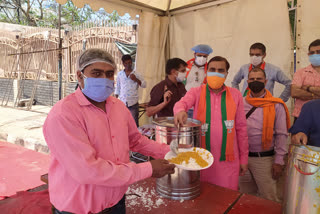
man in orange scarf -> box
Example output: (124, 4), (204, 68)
(239, 67), (290, 202)
(174, 56), (249, 191)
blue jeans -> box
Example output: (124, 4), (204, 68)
(128, 103), (139, 127)
(54, 196), (126, 214)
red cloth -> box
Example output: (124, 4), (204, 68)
(0, 190), (52, 214)
(0, 141), (50, 197)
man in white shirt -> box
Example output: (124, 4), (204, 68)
(115, 55), (146, 126)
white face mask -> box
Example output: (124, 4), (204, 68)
(195, 56), (207, 66)
(176, 71), (186, 82)
(250, 56), (263, 67)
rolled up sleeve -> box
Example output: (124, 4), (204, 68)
(135, 71), (146, 88)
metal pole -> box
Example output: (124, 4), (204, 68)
(58, 4), (63, 100)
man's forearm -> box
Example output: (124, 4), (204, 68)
(136, 78), (142, 86)
(309, 86), (320, 96)
(291, 86), (317, 100)
(146, 102), (167, 117)
(279, 84), (291, 102)
(274, 135), (288, 165)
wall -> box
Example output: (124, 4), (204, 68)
(0, 78), (77, 106)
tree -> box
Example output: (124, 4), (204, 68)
(0, 0), (130, 28)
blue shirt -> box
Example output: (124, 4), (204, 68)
(231, 62), (292, 102)
(289, 99), (320, 147)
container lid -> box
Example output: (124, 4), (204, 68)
(152, 117), (201, 128)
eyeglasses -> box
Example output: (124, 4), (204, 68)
(308, 50), (320, 55)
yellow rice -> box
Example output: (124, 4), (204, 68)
(169, 148), (208, 168)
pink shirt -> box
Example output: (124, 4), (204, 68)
(173, 86), (248, 190)
(243, 93), (288, 165)
(292, 65), (320, 117)
(43, 88), (170, 214)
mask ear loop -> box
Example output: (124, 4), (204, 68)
(77, 70), (86, 90)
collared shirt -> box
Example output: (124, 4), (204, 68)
(231, 62), (292, 102)
(185, 64), (206, 91)
(115, 70), (146, 107)
(243, 92), (288, 165)
(289, 99), (320, 147)
(148, 77), (187, 117)
(291, 65), (320, 117)
(43, 88), (170, 214)
(173, 86), (248, 190)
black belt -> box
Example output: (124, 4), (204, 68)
(54, 195), (125, 214)
(249, 150), (275, 157)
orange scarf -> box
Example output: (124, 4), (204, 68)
(245, 89), (291, 150)
(184, 58), (208, 85)
(197, 84), (236, 161)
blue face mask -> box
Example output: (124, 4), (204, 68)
(309, 54), (320, 66)
(81, 76), (114, 102)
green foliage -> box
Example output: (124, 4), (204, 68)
(0, 0), (125, 28)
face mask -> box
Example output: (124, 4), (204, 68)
(195, 56), (207, 66)
(176, 71), (186, 82)
(250, 56), (263, 67)
(207, 72), (226, 89)
(81, 75), (114, 102)
(309, 54), (320, 66)
(248, 81), (265, 93)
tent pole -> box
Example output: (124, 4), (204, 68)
(58, 4), (63, 100)
(164, 0), (172, 61)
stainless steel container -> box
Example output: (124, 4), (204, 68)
(153, 117), (202, 200)
(283, 144), (320, 214)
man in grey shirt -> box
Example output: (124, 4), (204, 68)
(232, 42), (291, 102)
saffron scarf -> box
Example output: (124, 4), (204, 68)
(243, 62), (266, 96)
(183, 58), (208, 85)
(245, 89), (291, 150)
(196, 84), (236, 161)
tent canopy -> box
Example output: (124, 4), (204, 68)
(55, 0), (235, 15)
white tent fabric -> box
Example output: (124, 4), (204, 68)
(170, 0), (293, 101)
(136, 12), (169, 104)
(55, 0), (297, 112)
(296, 0), (320, 70)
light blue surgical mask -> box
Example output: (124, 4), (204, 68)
(81, 75), (114, 102)
(207, 72), (225, 78)
(309, 54), (320, 66)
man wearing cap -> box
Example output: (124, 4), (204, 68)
(232, 42), (291, 102)
(43, 48), (175, 214)
(184, 44), (213, 118)
(174, 56), (249, 191)
(184, 44), (213, 91)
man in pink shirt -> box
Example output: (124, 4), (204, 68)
(43, 49), (175, 214)
(239, 67), (289, 202)
(174, 56), (249, 191)
(291, 39), (320, 120)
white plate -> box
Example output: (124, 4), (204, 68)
(165, 147), (214, 171)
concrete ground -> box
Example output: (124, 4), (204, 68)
(0, 105), (50, 154)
